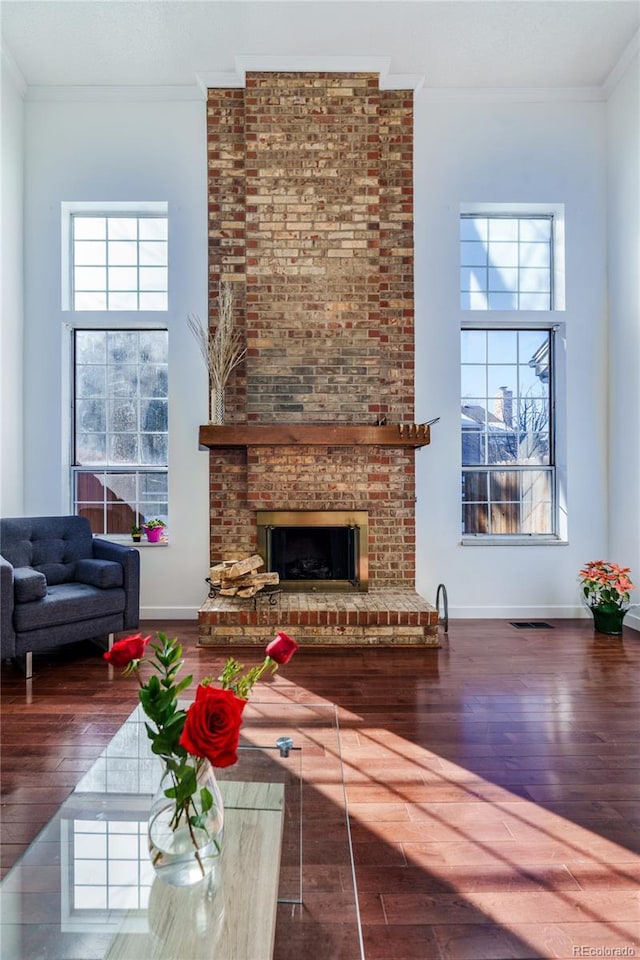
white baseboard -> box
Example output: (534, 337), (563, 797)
(140, 607), (199, 620)
(448, 604), (639, 631)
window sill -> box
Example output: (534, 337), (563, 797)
(96, 536), (169, 547)
(461, 537), (567, 547)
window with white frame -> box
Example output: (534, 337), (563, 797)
(461, 327), (555, 536)
(71, 214), (168, 312)
(72, 329), (168, 537)
(460, 214), (553, 311)
(460, 210), (562, 539)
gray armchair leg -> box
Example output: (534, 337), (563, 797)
(25, 651), (33, 680)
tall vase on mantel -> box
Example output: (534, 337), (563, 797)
(209, 386), (225, 425)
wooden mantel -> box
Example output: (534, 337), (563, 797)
(199, 423), (433, 450)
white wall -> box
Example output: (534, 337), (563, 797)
(22, 94), (209, 617)
(1, 53), (25, 516)
(606, 49), (640, 631)
(414, 97), (609, 618)
(15, 78), (637, 623)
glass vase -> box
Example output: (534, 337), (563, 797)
(591, 606), (627, 636)
(148, 759), (224, 887)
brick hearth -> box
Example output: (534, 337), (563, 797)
(198, 590), (439, 647)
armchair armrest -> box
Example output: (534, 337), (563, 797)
(0, 553), (16, 657)
(92, 539), (140, 629)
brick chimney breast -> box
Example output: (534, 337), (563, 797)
(206, 73), (416, 591)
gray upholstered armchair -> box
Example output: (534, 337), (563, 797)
(0, 515), (140, 678)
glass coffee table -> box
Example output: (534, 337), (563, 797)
(0, 701), (364, 960)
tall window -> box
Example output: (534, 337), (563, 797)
(460, 211), (560, 539)
(71, 214), (168, 312)
(72, 330), (168, 536)
(461, 328), (554, 536)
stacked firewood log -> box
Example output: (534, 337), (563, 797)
(209, 555), (279, 599)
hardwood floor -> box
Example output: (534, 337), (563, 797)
(1, 619), (639, 959)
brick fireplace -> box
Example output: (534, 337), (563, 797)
(198, 72), (439, 647)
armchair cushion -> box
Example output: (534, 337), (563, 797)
(75, 558), (123, 589)
(13, 582), (126, 633)
(13, 567), (48, 603)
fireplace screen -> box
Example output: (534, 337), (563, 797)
(257, 511), (368, 591)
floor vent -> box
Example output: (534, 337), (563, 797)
(510, 621), (554, 629)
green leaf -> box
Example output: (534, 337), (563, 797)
(199, 786), (213, 814)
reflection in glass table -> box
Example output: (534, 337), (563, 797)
(0, 701), (363, 960)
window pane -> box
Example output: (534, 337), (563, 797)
(139, 219), (168, 241)
(461, 330), (486, 364)
(488, 266), (518, 291)
(141, 399), (168, 431)
(487, 365), (517, 396)
(109, 292), (139, 310)
(519, 242), (550, 268)
(139, 241), (167, 266)
(74, 241), (106, 266)
(461, 291), (488, 310)
(488, 292), (517, 310)
(141, 434), (168, 464)
(488, 220), (518, 242)
(490, 243), (519, 267)
(75, 267), (106, 290)
(109, 267), (138, 290)
(460, 242), (487, 267)
(520, 219), (551, 241)
(460, 215), (553, 311)
(76, 331), (106, 364)
(108, 218), (138, 240)
(520, 268), (550, 293)
(71, 214), (167, 312)
(75, 292), (107, 311)
(76, 398), (106, 432)
(519, 293), (550, 311)
(462, 424), (486, 466)
(139, 292), (168, 310)
(461, 366), (486, 397)
(108, 241), (138, 265)
(76, 435), (106, 464)
(139, 267), (167, 291)
(74, 217), (106, 240)
(108, 365), (138, 398)
(487, 330), (517, 362)
(109, 434), (138, 463)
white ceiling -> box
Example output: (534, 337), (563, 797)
(2, 0), (639, 93)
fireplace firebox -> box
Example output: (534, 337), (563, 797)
(256, 511), (368, 592)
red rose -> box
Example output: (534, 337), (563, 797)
(265, 631), (299, 665)
(104, 633), (151, 668)
(179, 685), (246, 768)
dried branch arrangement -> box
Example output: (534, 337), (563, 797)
(187, 281), (246, 422)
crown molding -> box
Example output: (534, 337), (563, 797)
(603, 29), (639, 98)
(198, 55), (425, 93)
(416, 85), (606, 104)
(1, 42), (28, 98)
(24, 84), (203, 102)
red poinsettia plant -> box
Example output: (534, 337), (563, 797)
(579, 561), (635, 612)
(104, 630), (298, 848)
